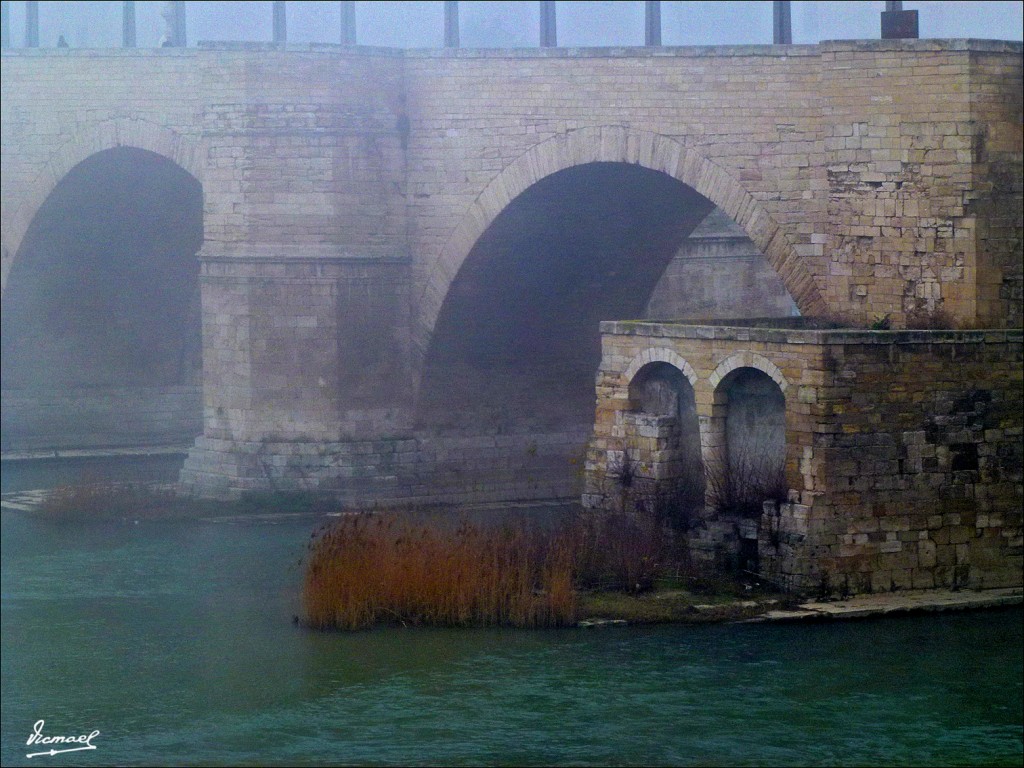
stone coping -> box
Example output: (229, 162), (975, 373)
(3, 38), (1018, 59)
(601, 320), (1024, 346)
(1, 385), (200, 394)
(1, 446), (191, 462)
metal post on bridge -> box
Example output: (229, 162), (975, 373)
(1, 1), (10, 49)
(161, 1), (186, 47)
(540, 0), (556, 47)
(645, 1), (661, 47)
(341, 1), (355, 45)
(123, 1), (136, 48)
(882, 0), (919, 39)
(773, 0), (791, 44)
(25, 0), (38, 47)
(174, 1), (186, 46)
(444, 1), (459, 48)
(273, 0), (286, 43)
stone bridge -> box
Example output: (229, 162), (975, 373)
(1, 39), (1021, 501)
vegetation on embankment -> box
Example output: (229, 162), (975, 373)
(31, 482), (337, 522)
(24, 480), (790, 628)
(300, 505), (787, 631)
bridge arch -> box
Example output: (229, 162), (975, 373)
(414, 125), (826, 366)
(1, 138), (205, 451)
(1, 118), (205, 298)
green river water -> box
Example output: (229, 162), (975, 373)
(2, 507), (1021, 767)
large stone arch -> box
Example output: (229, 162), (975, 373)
(1, 132), (205, 452)
(1, 117), (206, 299)
(413, 125), (827, 371)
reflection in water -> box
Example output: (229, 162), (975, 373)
(2, 511), (1021, 767)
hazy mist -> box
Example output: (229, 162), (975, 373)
(3, 1), (1022, 50)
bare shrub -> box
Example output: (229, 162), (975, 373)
(302, 483), (710, 630)
(705, 448), (786, 519)
(904, 305), (957, 330)
(571, 452), (705, 593)
(566, 507), (665, 593)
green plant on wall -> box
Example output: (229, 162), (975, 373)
(869, 313), (892, 330)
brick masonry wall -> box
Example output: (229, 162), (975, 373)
(586, 322), (1023, 594)
(969, 50), (1024, 328)
(3, 42), (1020, 320)
(808, 330), (1023, 593)
(819, 40), (1023, 327)
(196, 257), (412, 444)
(0, 386), (201, 451)
(404, 39), (1022, 341)
(179, 428), (586, 503)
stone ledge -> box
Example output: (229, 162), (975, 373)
(1, 445), (191, 462)
(759, 587), (1023, 621)
(600, 320), (1024, 346)
(3, 38), (1016, 60)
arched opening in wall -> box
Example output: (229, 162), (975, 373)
(0, 147), (204, 451)
(707, 367), (788, 571)
(625, 361), (704, 524)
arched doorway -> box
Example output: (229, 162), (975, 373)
(1, 147), (204, 451)
(705, 366), (788, 572)
(625, 361), (704, 526)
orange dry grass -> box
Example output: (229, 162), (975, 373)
(37, 480), (181, 521)
(302, 513), (578, 630)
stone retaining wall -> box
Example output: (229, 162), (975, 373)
(585, 321), (1023, 594)
(179, 427), (588, 505)
(0, 386), (201, 451)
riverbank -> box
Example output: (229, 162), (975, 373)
(575, 586), (1023, 627)
(4, 484), (1020, 629)
(757, 586), (1024, 621)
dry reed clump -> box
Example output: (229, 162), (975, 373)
(566, 506), (670, 593)
(302, 513), (578, 631)
(301, 498), (706, 630)
(36, 479), (180, 521)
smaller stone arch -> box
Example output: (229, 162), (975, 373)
(699, 362), (790, 574)
(709, 352), (789, 394)
(619, 358), (705, 524)
(624, 347), (697, 389)
(705, 366), (788, 516)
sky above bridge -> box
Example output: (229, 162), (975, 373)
(4, 1), (1022, 50)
